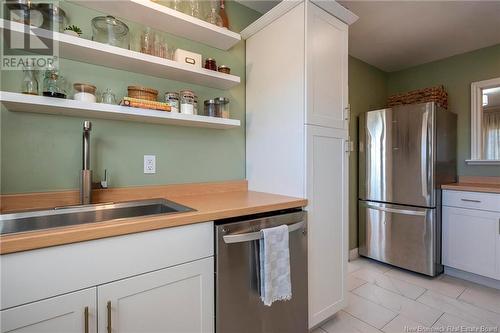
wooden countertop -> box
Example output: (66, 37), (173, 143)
(441, 183), (500, 194)
(441, 176), (500, 194)
(0, 181), (307, 255)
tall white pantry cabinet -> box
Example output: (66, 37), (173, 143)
(242, 0), (358, 328)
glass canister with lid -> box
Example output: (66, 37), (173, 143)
(73, 83), (97, 103)
(215, 97), (230, 118)
(204, 99), (217, 117)
(165, 92), (180, 113)
(179, 89), (195, 114)
(91, 16), (130, 49)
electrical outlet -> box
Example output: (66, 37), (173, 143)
(144, 155), (156, 174)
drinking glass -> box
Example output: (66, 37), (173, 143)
(206, 0), (223, 27)
(140, 27), (154, 55)
(188, 0), (200, 18)
(22, 67), (39, 95)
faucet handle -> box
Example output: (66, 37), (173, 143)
(100, 169), (109, 189)
(83, 120), (92, 131)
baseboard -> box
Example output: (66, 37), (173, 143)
(445, 266), (500, 290)
(348, 248), (359, 261)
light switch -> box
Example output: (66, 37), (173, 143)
(144, 155), (156, 174)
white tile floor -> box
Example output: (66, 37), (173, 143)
(312, 257), (500, 333)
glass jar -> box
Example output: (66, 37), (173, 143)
(215, 97), (230, 118)
(179, 89), (195, 114)
(194, 95), (198, 115)
(73, 83), (97, 103)
(36, 3), (67, 32)
(154, 34), (168, 59)
(22, 67), (38, 95)
(204, 58), (217, 71)
(165, 92), (180, 113)
(218, 65), (231, 74)
(91, 16), (130, 49)
(204, 99), (217, 117)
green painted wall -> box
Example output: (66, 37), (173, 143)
(388, 44), (500, 177)
(348, 56), (388, 250)
(0, 1), (261, 194)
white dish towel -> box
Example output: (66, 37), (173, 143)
(259, 224), (292, 306)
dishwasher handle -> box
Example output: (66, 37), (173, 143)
(223, 221), (306, 244)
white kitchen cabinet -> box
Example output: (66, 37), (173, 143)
(306, 125), (349, 324)
(97, 257), (214, 333)
(243, 0), (356, 327)
(0, 288), (96, 333)
(306, 3), (349, 130)
(1, 222), (214, 333)
(442, 206), (499, 279)
(442, 190), (500, 281)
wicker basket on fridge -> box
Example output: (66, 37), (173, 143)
(387, 85), (448, 109)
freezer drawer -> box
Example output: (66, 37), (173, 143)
(358, 200), (442, 276)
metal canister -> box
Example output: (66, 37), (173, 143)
(165, 92), (179, 113)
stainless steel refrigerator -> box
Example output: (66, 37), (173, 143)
(358, 102), (456, 276)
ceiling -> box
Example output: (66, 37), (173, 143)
(236, 1), (500, 72)
(339, 1), (500, 72)
(235, 0), (280, 14)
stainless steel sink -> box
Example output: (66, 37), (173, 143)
(0, 199), (195, 235)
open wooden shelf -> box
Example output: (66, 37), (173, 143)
(0, 91), (241, 129)
(71, 0), (241, 50)
(0, 19), (240, 90)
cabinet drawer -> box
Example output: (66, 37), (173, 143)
(1, 222), (213, 310)
(442, 190), (500, 212)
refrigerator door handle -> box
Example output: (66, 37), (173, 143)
(421, 110), (429, 199)
(360, 202), (427, 216)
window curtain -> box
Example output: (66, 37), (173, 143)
(483, 109), (500, 160)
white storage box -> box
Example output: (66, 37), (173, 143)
(174, 48), (202, 68)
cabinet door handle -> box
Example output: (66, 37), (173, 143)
(498, 218), (500, 235)
(84, 306), (89, 333)
(107, 301), (112, 333)
(460, 198), (481, 203)
(344, 105), (351, 121)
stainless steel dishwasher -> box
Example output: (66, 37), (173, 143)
(215, 209), (308, 333)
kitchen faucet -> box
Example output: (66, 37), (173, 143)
(80, 121), (93, 205)
(80, 121), (109, 205)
